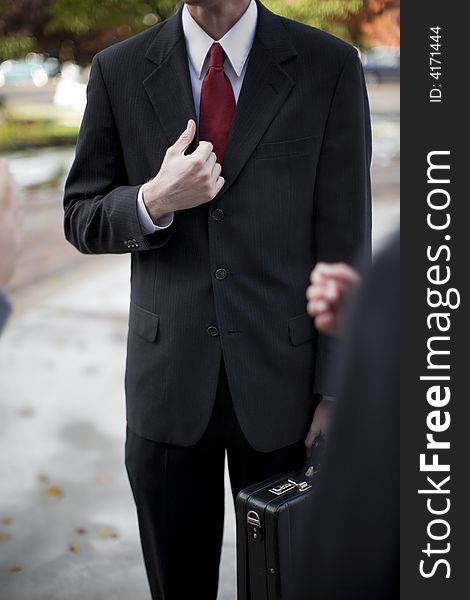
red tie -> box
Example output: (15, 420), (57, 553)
(199, 43), (236, 164)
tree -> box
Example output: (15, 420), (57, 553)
(1, 0), (367, 64)
(46, 0), (177, 35)
(347, 0), (400, 48)
(265, 0), (362, 39)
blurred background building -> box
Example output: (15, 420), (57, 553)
(0, 2), (399, 599)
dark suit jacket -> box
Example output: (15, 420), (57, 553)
(297, 234), (399, 599)
(64, 1), (372, 451)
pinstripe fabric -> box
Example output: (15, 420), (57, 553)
(64, 0), (372, 452)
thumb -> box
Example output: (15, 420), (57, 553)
(172, 119), (196, 154)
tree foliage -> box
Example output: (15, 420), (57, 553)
(46, 0), (177, 35)
(46, 0), (363, 34)
(265, 0), (361, 28)
(0, 0), (368, 63)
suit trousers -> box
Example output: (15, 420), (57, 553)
(125, 360), (305, 600)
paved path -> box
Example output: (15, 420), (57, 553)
(0, 257), (237, 600)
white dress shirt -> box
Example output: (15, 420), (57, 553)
(137, 0), (258, 234)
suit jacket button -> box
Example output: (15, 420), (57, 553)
(215, 268), (227, 281)
(212, 209), (225, 221)
(207, 325), (219, 337)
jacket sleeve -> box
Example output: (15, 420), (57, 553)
(312, 47), (372, 396)
(63, 54), (171, 254)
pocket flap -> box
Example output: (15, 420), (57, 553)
(129, 303), (159, 343)
(288, 313), (316, 346)
(256, 136), (313, 159)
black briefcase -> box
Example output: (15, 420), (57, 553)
(236, 437), (325, 600)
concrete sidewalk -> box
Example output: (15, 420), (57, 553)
(0, 257), (236, 600)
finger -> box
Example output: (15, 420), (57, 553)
(315, 312), (337, 335)
(324, 280), (340, 303)
(305, 426), (321, 450)
(307, 298), (331, 316)
(0, 161), (12, 208)
(0, 161), (6, 190)
(306, 283), (327, 301)
(206, 152), (217, 173)
(310, 265), (329, 286)
(193, 140), (214, 163)
(214, 176), (225, 196)
(318, 262), (360, 285)
(172, 119), (197, 154)
(211, 161), (222, 181)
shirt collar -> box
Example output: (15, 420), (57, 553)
(182, 0), (258, 79)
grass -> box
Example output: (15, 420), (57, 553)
(0, 120), (79, 152)
(0, 103), (80, 153)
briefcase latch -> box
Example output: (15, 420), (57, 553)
(247, 511), (263, 542)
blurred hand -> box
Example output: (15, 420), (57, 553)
(305, 397), (333, 451)
(0, 161), (22, 288)
(306, 262), (361, 336)
(142, 119), (225, 221)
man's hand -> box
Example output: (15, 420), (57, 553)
(142, 119), (225, 222)
(304, 397), (333, 452)
(0, 161), (22, 288)
(306, 262), (361, 336)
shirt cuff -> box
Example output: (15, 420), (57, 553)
(137, 186), (174, 234)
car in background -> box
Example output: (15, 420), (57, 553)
(362, 47), (400, 84)
(54, 62), (89, 114)
(0, 54), (60, 88)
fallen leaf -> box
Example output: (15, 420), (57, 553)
(0, 532), (12, 541)
(2, 517), (12, 526)
(69, 544), (81, 553)
(111, 533), (119, 540)
(76, 528), (87, 535)
(9, 565), (22, 573)
(83, 365), (99, 375)
(46, 486), (63, 499)
(38, 475), (50, 485)
(18, 407), (34, 418)
(98, 527), (112, 538)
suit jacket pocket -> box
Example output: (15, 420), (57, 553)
(129, 303), (160, 343)
(256, 136), (313, 160)
(288, 312), (316, 346)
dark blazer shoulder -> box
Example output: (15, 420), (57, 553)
(94, 21), (167, 71)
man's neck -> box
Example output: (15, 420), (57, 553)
(186, 0), (251, 41)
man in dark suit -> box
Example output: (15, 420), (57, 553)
(64, 1), (371, 597)
(300, 234), (400, 599)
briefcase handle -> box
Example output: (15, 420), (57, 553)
(304, 434), (326, 478)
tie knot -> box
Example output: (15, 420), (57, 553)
(208, 43), (226, 69)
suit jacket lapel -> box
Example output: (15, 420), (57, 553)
(143, 5), (199, 149)
(216, 1), (298, 200)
